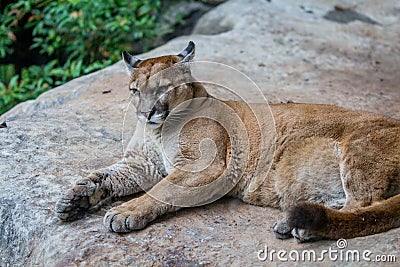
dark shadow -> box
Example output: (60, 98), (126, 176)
(323, 6), (379, 25)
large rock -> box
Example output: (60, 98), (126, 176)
(1, 0), (399, 265)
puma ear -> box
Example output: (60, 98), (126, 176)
(177, 41), (195, 62)
(122, 51), (141, 75)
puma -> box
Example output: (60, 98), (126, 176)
(56, 41), (400, 242)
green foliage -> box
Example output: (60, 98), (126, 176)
(0, 0), (178, 115)
(0, 25), (14, 58)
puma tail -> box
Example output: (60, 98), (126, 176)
(287, 194), (400, 239)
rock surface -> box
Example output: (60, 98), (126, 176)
(1, 0), (399, 266)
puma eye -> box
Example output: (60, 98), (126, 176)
(130, 87), (139, 95)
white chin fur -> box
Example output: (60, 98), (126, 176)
(146, 122), (162, 129)
(138, 117), (163, 129)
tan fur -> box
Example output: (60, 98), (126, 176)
(56, 42), (400, 241)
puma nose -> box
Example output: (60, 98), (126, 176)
(141, 110), (153, 119)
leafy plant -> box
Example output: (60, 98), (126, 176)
(0, 0), (182, 115)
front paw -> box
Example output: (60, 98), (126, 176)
(103, 204), (152, 233)
(103, 195), (165, 233)
(55, 178), (99, 221)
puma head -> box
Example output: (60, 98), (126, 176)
(122, 41), (196, 129)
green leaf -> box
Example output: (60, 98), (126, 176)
(0, 0), (186, 115)
(8, 75), (19, 89)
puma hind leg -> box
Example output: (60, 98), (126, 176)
(287, 140), (400, 241)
